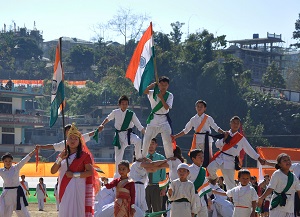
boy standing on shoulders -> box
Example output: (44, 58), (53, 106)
(142, 76), (174, 158)
(188, 149), (212, 217)
(207, 116), (266, 190)
(172, 100), (225, 167)
(168, 163), (197, 217)
(98, 95), (145, 176)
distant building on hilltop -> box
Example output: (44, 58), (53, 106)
(225, 32), (284, 84)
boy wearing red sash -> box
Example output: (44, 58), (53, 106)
(172, 100), (225, 167)
(98, 95), (145, 177)
(207, 116), (266, 190)
(142, 76), (174, 158)
(34, 177), (48, 211)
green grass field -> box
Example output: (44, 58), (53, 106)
(0, 188), (56, 204)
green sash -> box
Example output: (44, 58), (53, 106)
(270, 171), (294, 210)
(193, 166), (206, 192)
(146, 91), (170, 124)
(112, 110), (133, 149)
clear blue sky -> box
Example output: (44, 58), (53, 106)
(1, 0), (299, 47)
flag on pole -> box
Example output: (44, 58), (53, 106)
(125, 22), (155, 95)
(50, 38), (65, 127)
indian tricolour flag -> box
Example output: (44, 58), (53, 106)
(159, 174), (169, 189)
(197, 181), (212, 197)
(49, 38), (65, 127)
(126, 22), (155, 95)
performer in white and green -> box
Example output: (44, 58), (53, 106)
(142, 76), (174, 158)
(99, 95), (145, 178)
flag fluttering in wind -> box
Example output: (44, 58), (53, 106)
(126, 22), (155, 95)
(50, 38), (65, 127)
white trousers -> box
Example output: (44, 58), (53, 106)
(196, 142), (213, 161)
(142, 123), (173, 158)
(37, 198), (44, 210)
(0, 190), (30, 217)
(114, 132), (142, 173)
(207, 160), (236, 190)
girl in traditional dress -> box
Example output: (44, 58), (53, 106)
(51, 123), (94, 217)
(103, 160), (135, 217)
(0, 149), (36, 217)
(258, 153), (300, 217)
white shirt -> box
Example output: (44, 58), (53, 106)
(215, 130), (259, 169)
(268, 169), (300, 213)
(20, 180), (29, 195)
(183, 113), (220, 143)
(147, 90), (173, 126)
(107, 108), (144, 131)
(188, 163), (207, 206)
(0, 154), (31, 188)
(168, 179), (198, 214)
(210, 183), (228, 202)
(227, 184), (258, 208)
(167, 158), (182, 181)
(291, 163), (300, 178)
(53, 133), (91, 152)
(129, 162), (148, 184)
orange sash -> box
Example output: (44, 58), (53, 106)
(39, 183), (46, 202)
(20, 181), (28, 196)
(189, 114), (208, 153)
(210, 132), (243, 162)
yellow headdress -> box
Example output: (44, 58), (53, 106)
(67, 123), (82, 138)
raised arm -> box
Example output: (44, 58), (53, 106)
(144, 82), (156, 95)
(15, 148), (36, 170)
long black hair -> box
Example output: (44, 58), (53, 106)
(173, 146), (184, 163)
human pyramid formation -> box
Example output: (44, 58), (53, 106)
(1, 76), (300, 217)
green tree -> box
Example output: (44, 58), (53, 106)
(13, 37), (43, 61)
(67, 45), (94, 72)
(262, 61), (286, 88)
(0, 32), (15, 72)
(242, 111), (270, 148)
(291, 13), (300, 48)
(170, 21), (185, 45)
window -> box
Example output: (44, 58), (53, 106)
(0, 97), (12, 102)
(2, 127), (14, 133)
(2, 134), (14, 144)
(0, 103), (12, 114)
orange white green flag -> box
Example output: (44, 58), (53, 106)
(197, 180), (212, 197)
(50, 38), (65, 127)
(125, 22), (155, 95)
